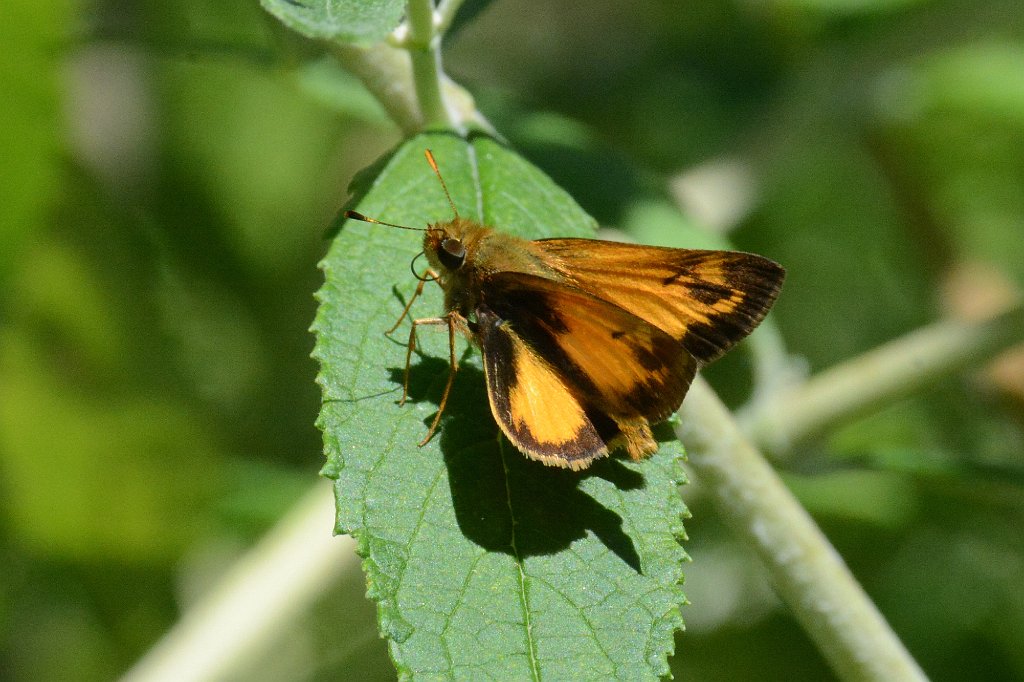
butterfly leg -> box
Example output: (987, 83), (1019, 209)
(397, 317), (436, 407)
(403, 312), (463, 447)
(386, 268), (440, 335)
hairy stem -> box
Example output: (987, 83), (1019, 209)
(678, 378), (928, 682)
(742, 304), (1024, 456)
(332, 43), (422, 133)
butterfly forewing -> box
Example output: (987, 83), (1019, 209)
(533, 239), (785, 364)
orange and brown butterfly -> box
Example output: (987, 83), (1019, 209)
(344, 150), (785, 471)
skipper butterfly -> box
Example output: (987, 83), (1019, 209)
(345, 150), (785, 470)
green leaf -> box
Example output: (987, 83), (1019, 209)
(261, 0), (405, 43)
(313, 133), (689, 679)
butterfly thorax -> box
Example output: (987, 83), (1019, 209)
(423, 217), (560, 318)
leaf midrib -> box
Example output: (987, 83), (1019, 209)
(466, 140), (540, 680)
(498, 435), (541, 681)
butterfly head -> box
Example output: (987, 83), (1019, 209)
(423, 217), (486, 274)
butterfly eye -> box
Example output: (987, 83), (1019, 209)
(439, 238), (466, 270)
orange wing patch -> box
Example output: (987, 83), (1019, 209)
(476, 305), (608, 470)
(506, 332), (590, 449)
(476, 273), (697, 467)
(533, 239), (785, 364)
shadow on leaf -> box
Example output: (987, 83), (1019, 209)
(391, 355), (645, 573)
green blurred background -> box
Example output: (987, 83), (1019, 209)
(2, 0), (1023, 679)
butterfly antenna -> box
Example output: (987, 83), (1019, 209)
(424, 149), (460, 218)
(343, 210), (427, 232)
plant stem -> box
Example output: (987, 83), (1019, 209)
(678, 378), (928, 682)
(332, 43), (422, 133)
(119, 482), (356, 682)
(743, 317), (804, 407)
(405, 0), (460, 130)
(332, 43), (491, 135)
(742, 304), (1024, 456)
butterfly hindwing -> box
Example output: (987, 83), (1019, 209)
(532, 239), (785, 363)
(475, 272), (696, 467)
(476, 305), (609, 470)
